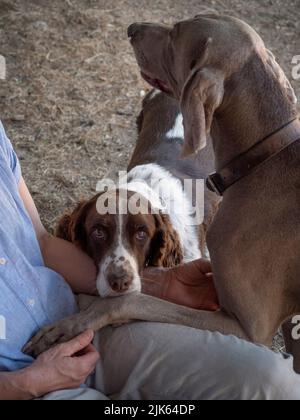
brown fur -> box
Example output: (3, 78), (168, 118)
(129, 90), (220, 256)
(149, 213), (184, 268)
(56, 201), (88, 244)
(129, 15), (300, 370)
(56, 193), (184, 276)
(25, 16), (300, 366)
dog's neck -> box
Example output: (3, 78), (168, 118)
(127, 164), (202, 262)
(211, 56), (298, 170)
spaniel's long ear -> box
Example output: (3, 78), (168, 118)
(148, 213), (184, 268)
(55, 201), (90, 251)
(180, 41), (225, 157)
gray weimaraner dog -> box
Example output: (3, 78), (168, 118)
(25, 15), (300, 371)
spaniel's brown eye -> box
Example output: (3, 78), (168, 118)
(92, 228), (107, 241)
(135, 230), (148, 241)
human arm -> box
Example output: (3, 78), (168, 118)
(18, 170), (216, 303)
(18, 178), (97, 294)
(19, 176), (217, 305)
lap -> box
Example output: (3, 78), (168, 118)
(42, 294), (300, 400)
(41, 387), (108, 401)
(92, 322), (300, 400)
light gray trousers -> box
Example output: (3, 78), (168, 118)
(42, 322), (300, 400)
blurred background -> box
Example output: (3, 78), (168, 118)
(0, 0), (299, 232)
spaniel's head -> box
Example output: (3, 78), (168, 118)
(56, 190), (183, 297)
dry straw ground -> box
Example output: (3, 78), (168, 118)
(0, 0), (299, 350)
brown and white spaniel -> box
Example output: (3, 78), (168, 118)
(57, 90), (219, 298)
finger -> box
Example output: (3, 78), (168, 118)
(60, 330), (95, 357)
(83, 343), (98, 353)
(75, 345), (100, 371)
(74, 343), (98, 357)
(82, 344), (100, 359)
(194, 258), (213, 274)
(171, 260), (211, 285)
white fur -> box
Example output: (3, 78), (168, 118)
(97, 256), (114, 297)
(117, 181), (165, 212)
(115, 211), (141, 292)
(96, 211), (141, 298)
(166, 113), (184, 140)
(148, 89), (161, 101)
(127, 164), (202, 262)
(96, 162), (202, 296)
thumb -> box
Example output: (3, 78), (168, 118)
(75, 344), (100, 369)
(61, 330), (95, 357)
(193, 258), (212, 274)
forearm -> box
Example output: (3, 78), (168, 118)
(0, 369), (36, 400)
(40, 233), (97, 295)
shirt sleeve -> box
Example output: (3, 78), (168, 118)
(0, 121), (22, 184)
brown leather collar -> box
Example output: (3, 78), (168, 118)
(207, 118), (300, 196)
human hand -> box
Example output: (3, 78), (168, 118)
(142, 259), (220, 311)
(25, 330), (99, 398)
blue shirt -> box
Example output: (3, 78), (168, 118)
(0, 121), (77, 371)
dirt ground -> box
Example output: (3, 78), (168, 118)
(1, 0), (299, 229)
(0, 0), (299, 350)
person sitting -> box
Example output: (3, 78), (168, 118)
(0, 121), (299, 400)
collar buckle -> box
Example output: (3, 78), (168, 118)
(206, 173), (225, 196)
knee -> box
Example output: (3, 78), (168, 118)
(227, 345), (300, 400)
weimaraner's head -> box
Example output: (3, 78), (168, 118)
(128, 15), (297, 156)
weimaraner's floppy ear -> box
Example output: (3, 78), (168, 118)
(180, 40), (225, 157)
